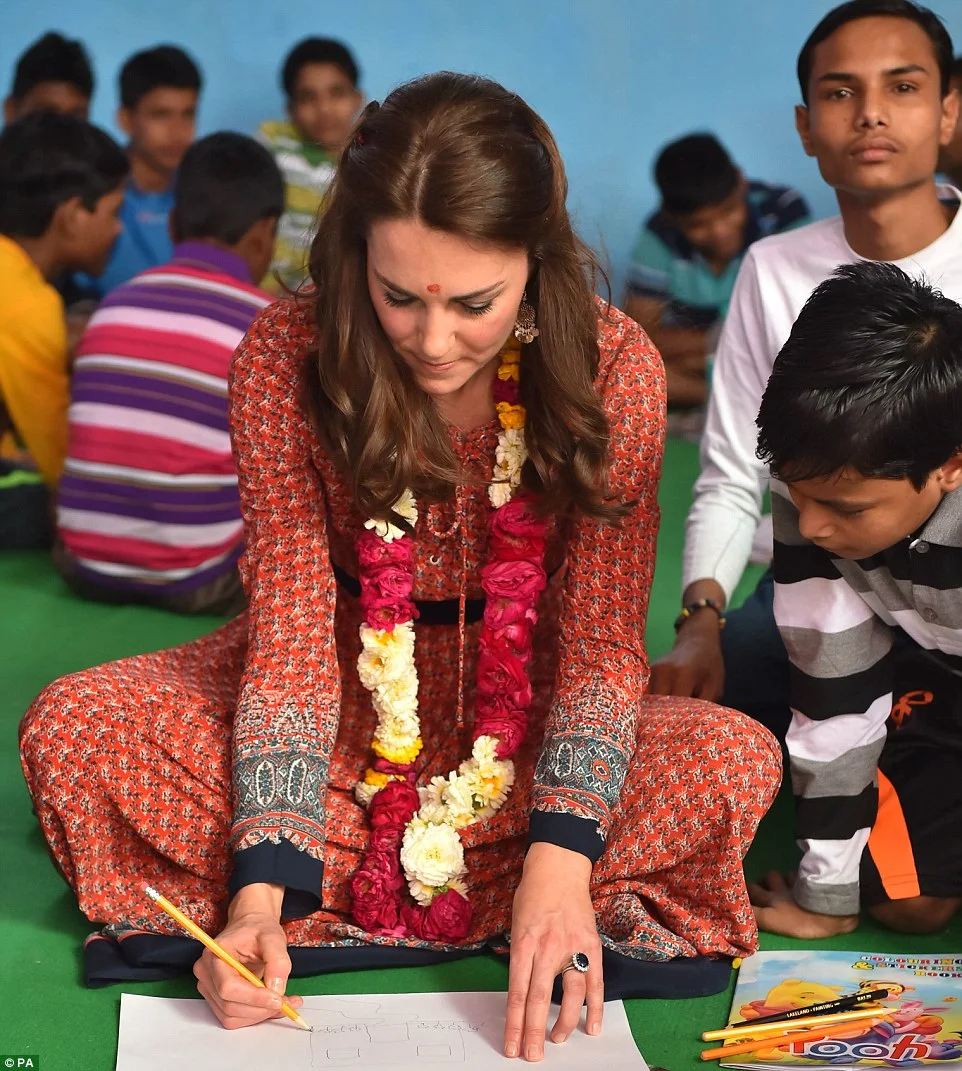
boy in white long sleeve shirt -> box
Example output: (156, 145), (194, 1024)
(650, 0), (962, 737)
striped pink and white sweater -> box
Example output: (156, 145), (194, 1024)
(58, 242), (272, 595)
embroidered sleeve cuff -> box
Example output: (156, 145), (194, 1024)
(229, 839), (323, 920)
(527, 810), (605, 864)
(533, 724), (632, 835)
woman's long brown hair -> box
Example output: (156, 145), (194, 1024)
(307, 71), (622, 524)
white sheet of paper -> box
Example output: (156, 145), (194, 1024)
(116, 991), (650, 1070)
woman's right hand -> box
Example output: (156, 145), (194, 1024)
(193, 882), (303, 1030)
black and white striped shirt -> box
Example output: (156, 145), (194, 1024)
(772, 480), (962, 915)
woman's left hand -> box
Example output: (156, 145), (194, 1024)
(504, 841), (604, 1062)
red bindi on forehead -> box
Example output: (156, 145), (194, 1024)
(426, 283), (441, 293)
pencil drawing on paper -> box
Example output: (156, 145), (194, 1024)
(115, 991), (650, 1070)
(305, 1000), (481, 1067)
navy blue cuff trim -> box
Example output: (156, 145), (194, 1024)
(229, 839), (323, 920)
(527, 810), (605, 864)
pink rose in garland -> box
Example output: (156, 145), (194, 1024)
(352, 891), (400, 933)
(473, 703), (528, 756)
(364, 601), (416, 630)
(351, 776), (419, 933)
(481, 559), (547, 604)
(364, 826), (400, 869)
(489, 498), (548, 561)
(357, 530), (418, 629)
(492, 378), (516, 405)
(369, 779), (420, 830)
(363, 565), (415, 602)
(372, 757), (416, 776)
(477, 650), (533, 709)
(357, 530), (414, 570)
(427, 887), (473, 938)
(484, 622), (533, 662)
(350, 835), (406, 931)
(401, 888), (473, 941)
(493, 498), (545, 540)
(360, 565), (415, 620)
(483, 598), (538, 630)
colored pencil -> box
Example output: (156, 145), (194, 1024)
(702, 1006), (893, 1042)
(724, 987), (888, 1030)
(144, 885), (311, 1032)
(699, 1015), (882, 1061)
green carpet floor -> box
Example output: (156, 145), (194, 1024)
(2, 438), (959, 1070)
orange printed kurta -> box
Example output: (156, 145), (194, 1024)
(20, 299), (780, 963)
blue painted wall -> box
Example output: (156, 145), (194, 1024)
(6, 0), (962, 292)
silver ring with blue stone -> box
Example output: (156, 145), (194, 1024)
(561, 951), (590, 975)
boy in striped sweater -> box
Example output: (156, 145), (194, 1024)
(752, 261), (962, 938)
(55, 132), (283, 614)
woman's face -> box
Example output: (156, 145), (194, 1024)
(366, 218), (529, 399)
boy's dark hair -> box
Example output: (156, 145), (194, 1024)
(119, 45), (202, 110)
(0, 111), (127, 237)
(654, 133), (740, 215)
(797, 0), (952, 105)
(9, 31), (94, 101)
(756, 261), (962, 491)
(171, 132), (284, 245)
(281, 38), (360, 97)
(951, 53), (962, 81)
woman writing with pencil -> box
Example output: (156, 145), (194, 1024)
(19, 72), (780, 1062)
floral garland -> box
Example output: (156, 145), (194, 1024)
(349, 333), (548, 941)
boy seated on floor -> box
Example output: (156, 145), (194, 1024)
(752, 261), (962, 938)
(5, 31), (101, 314)
(0, 112), (126, 550)
(4, 31), (94, 122)
(625, 133), (809, 410)
(81, 44), (202, 298)
(257, 37), (362, 292)
(55, 132), (283, 614)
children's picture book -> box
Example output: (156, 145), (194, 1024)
(720, 950), (962, 1069)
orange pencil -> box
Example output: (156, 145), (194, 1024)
(700, 1014), (882, 1061)
(144, 885), (311, 1032)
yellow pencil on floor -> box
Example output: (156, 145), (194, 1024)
(143, 885), (312, 1032)
(702, 1006), (891, 1042)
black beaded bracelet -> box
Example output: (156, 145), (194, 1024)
(673, 597), (726, 632)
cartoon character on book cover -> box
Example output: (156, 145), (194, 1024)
(724, 951), (962, 1066)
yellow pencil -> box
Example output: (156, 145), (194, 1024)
(144, 885), (311, 1032)
(699, 1015), (882, 1061)
(702, 1007), (889, 1042)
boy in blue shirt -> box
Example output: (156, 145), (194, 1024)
(86, 45), (202, 297)
(625, 134), (809, 408)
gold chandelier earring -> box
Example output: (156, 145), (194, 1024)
(513, 291), (539, 344)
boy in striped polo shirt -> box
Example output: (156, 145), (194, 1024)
(55, 132), (283, 614)
(257, 38), (361, 294)
(625, 133), (809, 409)
(752, 261), (962, 938)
